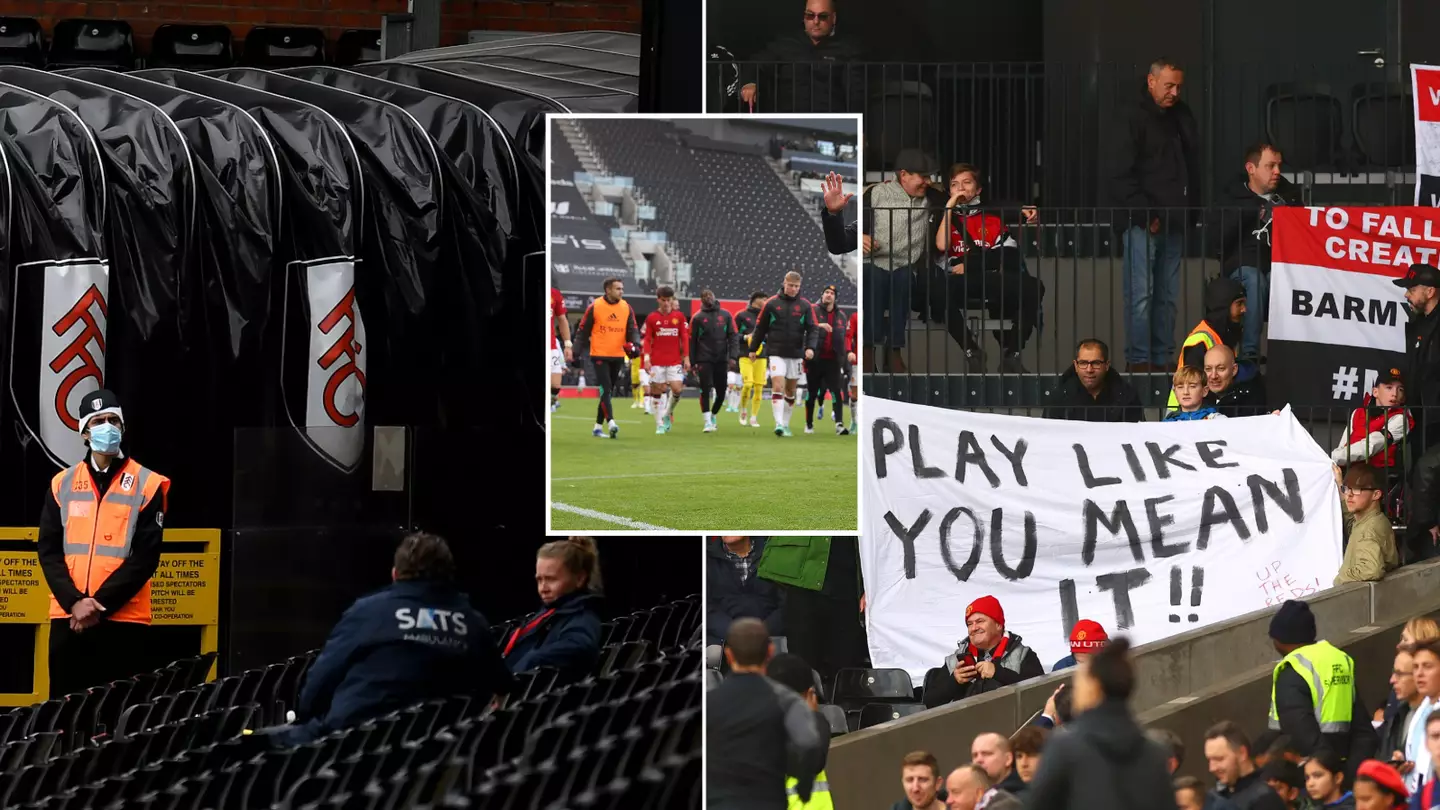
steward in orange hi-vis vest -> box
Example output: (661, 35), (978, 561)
(36, 388), (170, 699)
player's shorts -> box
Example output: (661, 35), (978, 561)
(727, 371), (742, 388)
(650, 364), (685, 384)
(638, 367), (650, 387)
(549, 347), (564, 374)
(739, 356), (768, 386)
(769, 357), (804, 381)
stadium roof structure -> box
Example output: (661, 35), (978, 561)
(389, 31), (639, 114)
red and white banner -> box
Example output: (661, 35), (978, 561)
(1268, 207), (1437, 405)
(1414, 64), (1440, 207)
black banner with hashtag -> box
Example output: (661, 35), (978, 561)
(1268, 340), (1406, 409)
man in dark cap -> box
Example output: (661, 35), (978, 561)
(1397, 264), (1440, 451)
(862, 148), (946, 373)
(36, 389), (171, 698)
(1267, 600), (1377, 777)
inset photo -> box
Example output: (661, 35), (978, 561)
(547, 114), (861, 532)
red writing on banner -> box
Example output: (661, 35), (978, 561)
(1272, 207), (1440, 277)
(1417, 67), (1440, 124)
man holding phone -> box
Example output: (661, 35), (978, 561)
(921, 595), (1044, 708)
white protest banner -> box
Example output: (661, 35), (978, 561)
(861, 397), (1343, 686)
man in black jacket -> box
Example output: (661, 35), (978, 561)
(706, 536), (784, 667)
(921, 595), (1044, 708)
(1217, 143), (1304, 362)
(1044, 339), (1145, 422)
(1106, 57), (1200, 373)
(738, 0), (862, 113)
(1202, 345), (1268, 417)
(1021, 637), (1175, 810)
(691, 289), (740, 433)
(1203, 721), (1287, 810)
(806, 285), (853, 435)
(1397, 263), (1440, 453)
(1267, 600), (1377, 777)
(707, 618), (827, 810)
(747, 271), (820, 437)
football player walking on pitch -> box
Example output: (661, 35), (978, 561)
(643, 286), (691, 434)
(747, 271), (819, 437)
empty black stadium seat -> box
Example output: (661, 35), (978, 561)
(48, 19), (135, 70)
(1352, 81), (1415, 169)
(820, 703), (848, 736)
(859, 701), (927, 728)
(243, 26), (326, 68)
(1265, 82), (1344, 171)
(0, 17), (44, 68)
(831, 667), (914, 710)
(149, 23), (234, 70)
(335, 28), (380, 66)
(865, 80), (937, 174)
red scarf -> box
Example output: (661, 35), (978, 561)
(966, 633), (1010, 666)
(502, 608), (556, 657)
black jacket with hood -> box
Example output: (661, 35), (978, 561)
(740, 31), (864, 113)
(1404, 303), (1440, 441)
(1044, 367), (1145, 423)
(1105, 87), (1200, 230)
(1180, 277), (1245, 372)
(1216, 172), (1304, 275)
(690, 299), (739, 364)
(1020, 697), (1175, 810)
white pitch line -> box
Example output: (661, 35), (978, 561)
(553, 469), (788, 482)
(551, 502), (673, 531)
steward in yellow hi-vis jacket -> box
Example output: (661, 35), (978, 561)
(37, 389), (169, 699)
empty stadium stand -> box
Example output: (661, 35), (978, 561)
(0, 596), (700, 808)
(567, 118), (855, 302)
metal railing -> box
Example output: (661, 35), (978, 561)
(707, 61), (1419, 207)
(858, 203), (1329, 391)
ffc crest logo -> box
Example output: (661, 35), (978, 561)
(91, 398), (101, 411)
(316, 287), (366, 428)
(50, 284), (108, 432)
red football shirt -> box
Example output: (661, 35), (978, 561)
(848, 311), (858, 354)
(550, 288), (565, 349)
(642, 309), (690, 365)
(947, 211), (1014, 257)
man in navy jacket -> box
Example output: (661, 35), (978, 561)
(706, 536), (784, 667)
(276, 533), (514, 746)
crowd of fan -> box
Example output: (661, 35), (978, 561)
(710, 605), (1440, 810)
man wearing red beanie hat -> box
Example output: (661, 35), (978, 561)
(1052, 619), (1109, 672)
(921, 595), (1044, 708)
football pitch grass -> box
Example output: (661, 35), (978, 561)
(549, 397), (858, 531)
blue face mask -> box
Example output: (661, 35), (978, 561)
(88, 423), (122, 455)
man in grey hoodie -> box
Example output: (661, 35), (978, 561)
(863, 149), (946, 373)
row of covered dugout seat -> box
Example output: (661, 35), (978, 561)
(0, 595), (700, 809)
(706, 655), (926, 735)
(0, 18), (381, 71)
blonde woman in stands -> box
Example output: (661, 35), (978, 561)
(501, 537), (604, 681)
(1401, 618), (1440, 650)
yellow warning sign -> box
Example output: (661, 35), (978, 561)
(151, 553), (219, 625)
(0, 553), (47, 622)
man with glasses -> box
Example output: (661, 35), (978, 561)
(1043, 339), (1145, 422)
(738, 0), (862, 113)
(37, 389), (171, 698)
